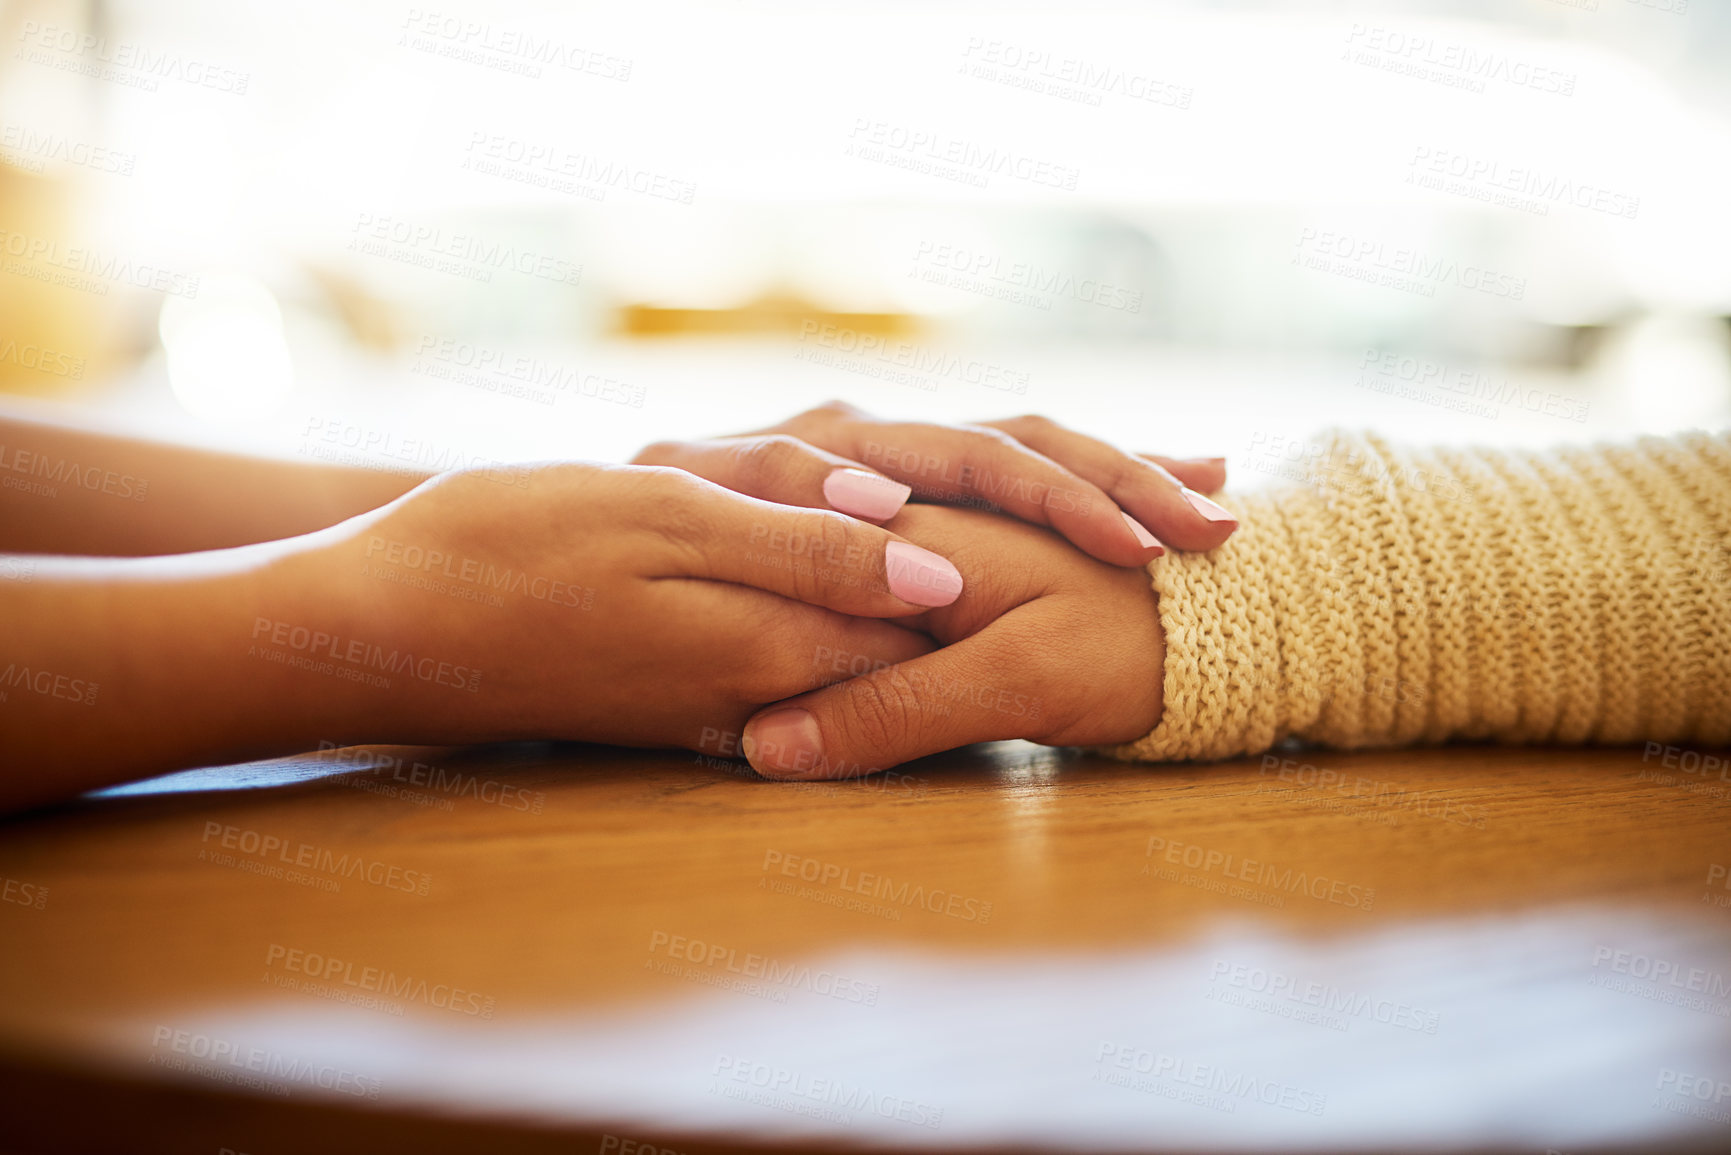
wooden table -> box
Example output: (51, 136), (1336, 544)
(3, 739), (1729, 1154)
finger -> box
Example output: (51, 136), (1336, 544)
(788, 418), (1163, 568)
(660, 584), (938, 760)
(741, 618), (1044, 779)
(983, 416), (1237, 552)
(634, 435), (912, 522)
(638, 468), (964, 615)
(1142, 454), (1227, 496)
(657, 579), (939, 704)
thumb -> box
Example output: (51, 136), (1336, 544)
(741, 633), (1042, 779)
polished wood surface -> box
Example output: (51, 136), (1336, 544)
(2, 739), (1730, 1153)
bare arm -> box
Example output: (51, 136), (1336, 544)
(0, 406), (429, 556)
(0, 545), (359, 812)
(0, 461), (962, 813)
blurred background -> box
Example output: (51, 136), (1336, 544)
(2, 0), (1729, 474)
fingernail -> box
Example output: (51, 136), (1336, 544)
(884, 541), (964, 607)
(1185, 456), (1228, 468)
(1121, 511), (1165, 553)
(823, 468), (911, 520)
(747, 708), (825, 778)
(1181, 488), (1237, 525)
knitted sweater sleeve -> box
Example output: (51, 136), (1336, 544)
(1104, 430), (1731, 762)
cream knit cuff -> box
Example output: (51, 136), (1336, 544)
(1102, 430), (1731, 763)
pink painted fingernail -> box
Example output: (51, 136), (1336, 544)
(823, 468), (911, 520)
(1122, 511), (1165, 553)
(1181, 487), (1237, 525)
(747, 707), (825, 778)
(884, 541), (964, 607)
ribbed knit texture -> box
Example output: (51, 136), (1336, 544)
(1106, 430), (1731, 762)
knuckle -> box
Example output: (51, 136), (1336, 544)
(633, 462), (704, 496)
(630, 440), (683, 466)
(1005, 413), (1056, 437)
(730, 434), (808, 493)
(633, 466), (717, 543)
(1106, 456), (1147, 493)
(839, 671), (923, 752)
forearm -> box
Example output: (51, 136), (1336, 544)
(1108, 429), (1731, 761)
(0, 546), (371, 811)
(0, 408), (429, 555)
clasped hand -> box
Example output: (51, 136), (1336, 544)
(284, 403), (1232, 779)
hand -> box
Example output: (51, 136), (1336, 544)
(266, 462), (966, 754)
(632, 401), (1235, 568)
(734, 503), (1166, 778)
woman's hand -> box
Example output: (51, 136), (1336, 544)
(266, 462), (973, 754)
(0, 459), (965, 811)
(632, 401), (1235, 568)
(734, 503), (1166, 778)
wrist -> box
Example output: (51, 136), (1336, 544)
(255, 516), (491, 747)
